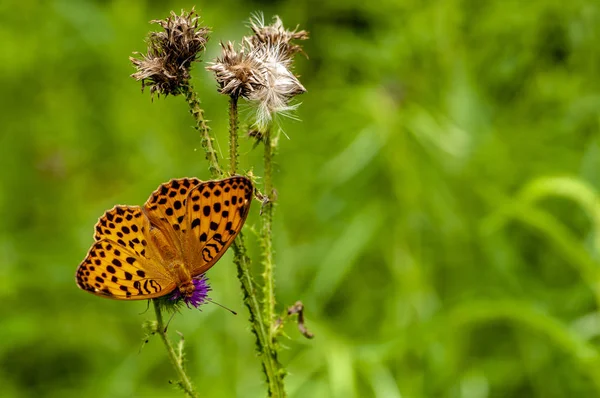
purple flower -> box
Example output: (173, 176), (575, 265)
(170, 274), (212, 309)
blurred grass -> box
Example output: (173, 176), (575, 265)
(2, 0), (600, 397)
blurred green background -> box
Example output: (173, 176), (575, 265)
(2, 0), (600, 396)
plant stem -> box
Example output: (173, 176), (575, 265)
(180, 83), (223, 178)
(232, 237), (286, 397)
(229, 96), (239, 175)
(227, 101), (286, 397)
(183, 83), (286, 397)
(153, 301), (198, 398)
(261, 128), (276, 336)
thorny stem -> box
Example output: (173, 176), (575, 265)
(232, 237), (286, 397)
(229, 96), (239, 175)
(180, 83), (223, 178)
(261, 128), (276, 338)
(226, 98), (286, 397)
(153, 301), (198, 398)
(180, 84), (285, 396)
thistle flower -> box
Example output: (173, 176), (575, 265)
(130, 8), (210, 97)
(207, 41), (266, 99)
(207, 14), (308, 129)
(248, 13), (309, 59)
(169, 274), (212, 309)
(245, 42), (306, 129)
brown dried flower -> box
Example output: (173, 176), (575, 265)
(207, 14), (308, 129)
(207, 41), (266, 99)
(245, 42), (306, 129)
(130, 8), (210, 97)
(248, 13), (309, 59)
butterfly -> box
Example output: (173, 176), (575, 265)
(76, 176), (252, 300)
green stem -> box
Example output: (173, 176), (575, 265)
(227, 103), (286, 397)
(153, 301), (198, 398)
(229, 96), (239, 175)
(181, 83), (223, 178)
(183, 83), (286, 397)
(232, 237), (286, 397)
(261, 128), (276, 336)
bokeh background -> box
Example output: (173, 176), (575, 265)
(2, 0), (600, 397)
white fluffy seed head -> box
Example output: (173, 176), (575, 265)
(247, 43), (306, 129)
(208, 14), (308, 129)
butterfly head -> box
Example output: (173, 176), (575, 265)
(178, 281), (196, 298)
(170, 274), (212, 308)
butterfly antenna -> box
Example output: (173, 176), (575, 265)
(208, 299), (237, 315)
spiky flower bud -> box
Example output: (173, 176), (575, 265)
(130, 8), (210, 97)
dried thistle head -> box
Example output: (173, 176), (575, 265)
(130, 8), (210, 97)
(206, 41), (266, 99)
(245, 41), (306, 129)
(248, 13), (309, 59)
(208, 14), (308, 130)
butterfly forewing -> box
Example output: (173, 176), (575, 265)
(143, 178), (202, 252)
(184, 176), (253, 275)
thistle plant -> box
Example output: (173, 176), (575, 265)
(130, 9), (312, 397)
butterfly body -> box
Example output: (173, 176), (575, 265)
(172, 260), (194, 297)
(147, 224), (192, 295)
(76, 176), (253, 300)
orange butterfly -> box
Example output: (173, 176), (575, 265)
(76, 176), (252, 304)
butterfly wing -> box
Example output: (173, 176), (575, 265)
(184, 176), (253, 275)
(93, 205), (149, 256)
(76, 177), (252, 299)
(143, 178), (202, 254)
(76, 205), (177, 299)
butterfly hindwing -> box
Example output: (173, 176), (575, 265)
(76, 239), (176, 299)
(184, 176), (253, 275)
